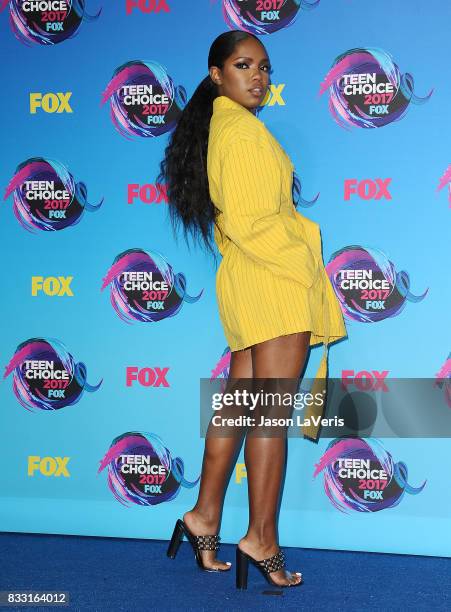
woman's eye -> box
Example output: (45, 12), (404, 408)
(234, 62), (272, 73)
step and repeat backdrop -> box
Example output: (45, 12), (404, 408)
(0, 1), (450, 557)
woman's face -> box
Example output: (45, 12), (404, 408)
(209, 37), (271, 110)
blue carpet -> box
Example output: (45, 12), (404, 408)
(1, 533), (450, 611)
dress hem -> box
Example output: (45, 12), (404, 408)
(226, 327), (347, 353)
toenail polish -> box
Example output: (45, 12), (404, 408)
(225, 561), (232, 566)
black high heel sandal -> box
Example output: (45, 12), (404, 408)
(167, 518), (231, 572)
(236, 546), (303, 589)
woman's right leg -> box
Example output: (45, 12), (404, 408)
(238, 331), (311, 586)
(183, 346), (252, 570)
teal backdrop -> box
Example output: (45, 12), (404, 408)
(0, 0), (450, 557)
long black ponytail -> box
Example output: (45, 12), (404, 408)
(157, 30), (263, 262)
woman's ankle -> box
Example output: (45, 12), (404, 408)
(184, 508), (221, 530)
(240, 529), (278, 549)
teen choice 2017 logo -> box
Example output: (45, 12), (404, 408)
(0, 0), (101, 46)
(98, 432), (199, 506)
(101, 60), (186, 139)
(101, 248), (203, 323)
(313, 438), (426, 513)
(3, 337), (102, 412)
(319, 47), (433, 129)
(326, 245), (428, 323)
(222, 0), (319, 35)
(4, 157), (103, 232)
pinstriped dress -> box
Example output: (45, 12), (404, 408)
(207, 95), (347, 436)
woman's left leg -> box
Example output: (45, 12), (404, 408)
(183, 346), (253, 570)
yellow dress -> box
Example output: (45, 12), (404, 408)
(207, 95), (347, 440)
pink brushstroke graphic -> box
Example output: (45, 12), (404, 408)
(3, 341), (51, 379)
(319, 53), (376, 96)
(100, 64), (145, 105)
(4, 161), (49, 199)
(98, 435), (150, 473)
(210, 350), (231, 380)
(436, 357), (451, 379)
(437, 165), (451, 208)
(435, 353), (451, 408)
(100, 252), (147, 291)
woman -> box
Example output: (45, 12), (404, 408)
(158, 30), (347, 589)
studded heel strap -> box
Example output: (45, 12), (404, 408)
(256, 549), (286, 574)
(193, 534), (221, 551)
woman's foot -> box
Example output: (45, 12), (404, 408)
(238, 536), (302, 586)
(183, 510), (232, 571)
